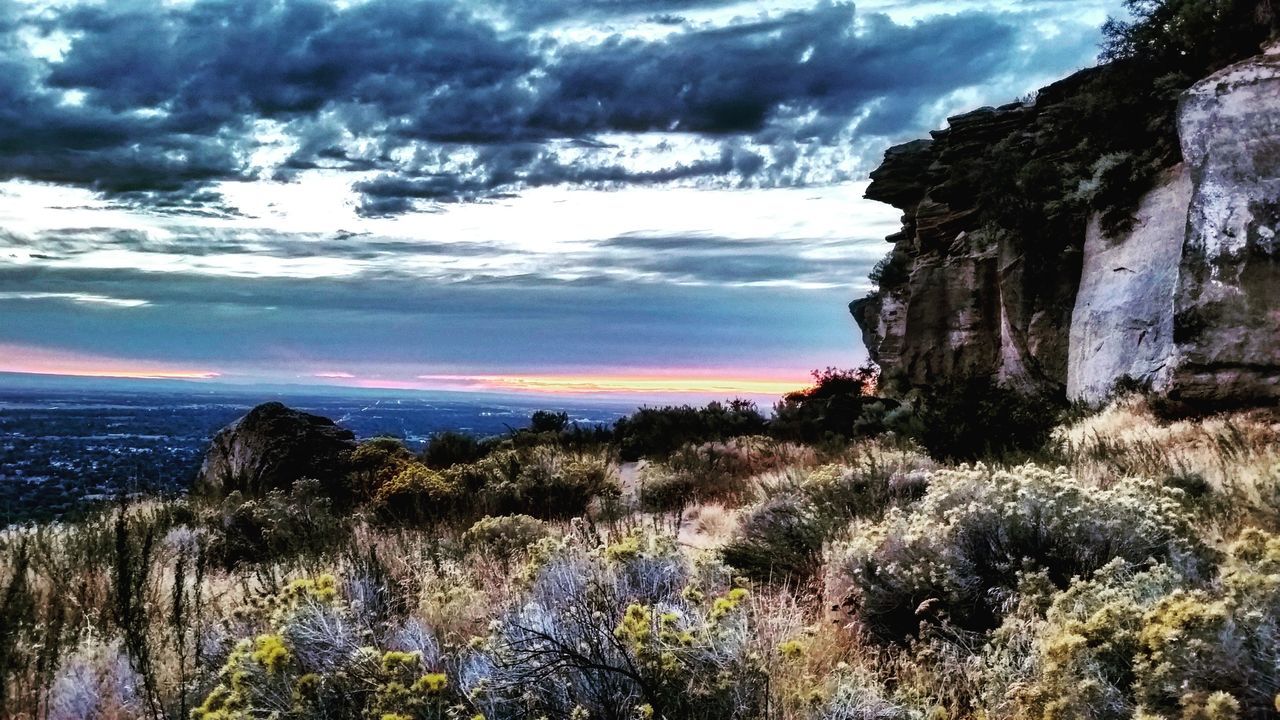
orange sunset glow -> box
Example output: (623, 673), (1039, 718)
(413, 372), (811, 397)
(0, 344), (222, 381)
(1, 344), (812, 398)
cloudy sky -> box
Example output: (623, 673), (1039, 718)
(0, 0), (1123, 399)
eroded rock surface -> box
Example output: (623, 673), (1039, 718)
(857, 45), (1280, 410)
(1068, 165), (1192, 402)
(1172, 46), (1280, 407)
(197, 401), (356, 497)
(852, 75), (1093, 394)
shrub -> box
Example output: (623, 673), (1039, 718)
(346, 437), (419, 501)
(637, 466), (699, 515)
(799, 448), (934, 526)
(1102, 0), (1278, 73)
(613, 400), (767, 461)
(371, 463), (463, 523)
(192, 574), (464, 720)
(981, 529), (1280, 719)
(467, 447), (618, 519)
(421, 431), (486, 469)
(469, 531), (768, 719)
(204, 479), (348, 567)
(529, 410), (570, 434)
(47, 634), (144, 720)
(1133, 529), (1280, 717)
(868, 248), (911, 292)
(837, 464), (1206, 642)
(910, 378), (1064, 462)
(637, 438), (782, 514)
(981, 560), (1185, 719)
(819, 668), (920, 720)
(722, 494), (826, 586)
(771, 366), (884, 444)
(462, 515), (552, 559)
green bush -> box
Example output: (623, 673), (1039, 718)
(1102, 0), (1278, 73)
(910, 378), (1064, 462)
(722, 494), (826, 586)
(868, 248), (911, 292)
(204, 479), (349, 567)
(370, 463), (463, 523)
(837, 464), (1206, 642)
(613, 400), (767, 461)
(421, 431), (486, 469)
(456, 447), (619, 519)
(799, 453), (931, 527)
(528, 410), (569, 434)
(346, 436), (419, 502)
(637, 438), (778, 514)
(637, 466), (699, 515)
(461, 514), (552, 559)
(770, 366), (884, 444)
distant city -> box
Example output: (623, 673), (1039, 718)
(0, 378), (635, 523)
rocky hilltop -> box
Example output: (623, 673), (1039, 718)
(854, 41), (1280, 409)
(196, 401), (356, 498)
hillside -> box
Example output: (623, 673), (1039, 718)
(2, 394), (1278, 719)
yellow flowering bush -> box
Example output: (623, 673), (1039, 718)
(193, 574), (468, 720)
(837, 464), (1206, 641)
(977, 530), (1280, 719)
(371, 463), (464, 522)
(981, 560), (1183, 719)
(467, 530), (766, 719)
(1133, 529), (1280, 717)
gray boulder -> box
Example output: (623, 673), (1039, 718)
(196, 402), (356, 498)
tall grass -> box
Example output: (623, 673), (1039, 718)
(0, 398), (1276, 719)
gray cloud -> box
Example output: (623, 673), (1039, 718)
(0, 260), (868, 372)
(0, 0), (1109, 214)
(1, 224), (885, 290)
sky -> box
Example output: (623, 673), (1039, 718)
(0, 0), (1125, 400)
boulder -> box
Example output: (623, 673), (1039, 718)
(196, 402), (356, 498)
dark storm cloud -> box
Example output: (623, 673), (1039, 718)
(491, 0), (737, 25)
(0, 0), (1104, 213)
(526, 6), (1016, 137)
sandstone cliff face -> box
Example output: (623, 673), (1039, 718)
(197, 401), (356, 497)
(1067, 165), (1191, 402)
(852, 73), (1094, 394)
(1172, 45), (1280, 407)
(856, 46), (1280, 408)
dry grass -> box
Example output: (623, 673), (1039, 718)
(1056, 394), (1280, 536)
(677, 502), (740, 550)
(3, 400), (1278, 719)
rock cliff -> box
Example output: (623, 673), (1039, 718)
(196, 401), (356, 498)
(855, 45), (1280, 409)
(852, 70), (1098, 395)
(1171, 44), (1280, 407)
(1067, 165), (1191, 401)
